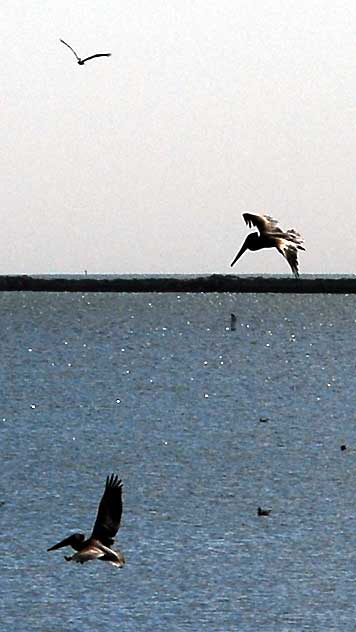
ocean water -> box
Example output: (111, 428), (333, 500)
(1, 291), (356, 631)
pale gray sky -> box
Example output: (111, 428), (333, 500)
(3, 1), (356, 274)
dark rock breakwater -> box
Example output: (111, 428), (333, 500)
(0, 275), (355, 293)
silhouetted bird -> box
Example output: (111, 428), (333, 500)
(257, 506), (271, 516)
(60, 39), (111, 65)
(48, 474), (125, 567)
(231, 213), (305, 277)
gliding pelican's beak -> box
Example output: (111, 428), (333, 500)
(230, 240), (248, 267)
(47, 535), (75, 551)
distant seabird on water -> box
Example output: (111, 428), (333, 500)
(257, 507), (271, 516)
(60, 39), (111, 65)
(231, 213), (305, 277)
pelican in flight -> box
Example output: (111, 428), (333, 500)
(230, 213), (305, 277)
(48, 474), (125, 567)
(60, 39), (111, 65)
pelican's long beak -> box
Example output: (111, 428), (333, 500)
(230, 241), (247, 267)
(47, 535), (74, 551)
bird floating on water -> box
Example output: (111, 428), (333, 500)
(230, 213), (305, 277)
(48, 474), (125, 567)
(60, 39), (111, 65)
(257, 507), (271, 516)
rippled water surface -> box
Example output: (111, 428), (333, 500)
(1, 292), (356, 631)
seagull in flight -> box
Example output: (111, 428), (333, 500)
(60, 39), (111, 65)
(230, 213), (305, 277)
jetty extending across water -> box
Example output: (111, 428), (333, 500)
(0, 275), (355, 293)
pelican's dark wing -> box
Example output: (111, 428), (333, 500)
(243, 213), (280, 235)
(81, 53), (111, 63)
(60, 39), (80, 61)
(91, 474), (123, 547)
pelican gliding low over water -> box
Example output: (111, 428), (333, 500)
(230, 213), (305, 277)
(59, 39), (111, 65)
(48, 474), (125, 567)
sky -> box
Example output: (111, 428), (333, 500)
(3, 1), (356, 275)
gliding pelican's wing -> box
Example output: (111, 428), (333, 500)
(90, 474), (123, 546)
(276, 239), (300, 277)
(60, 39), (80, 61)
(243, 213), (280, 235)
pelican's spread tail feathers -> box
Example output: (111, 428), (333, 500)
(285, 229), (305, 249)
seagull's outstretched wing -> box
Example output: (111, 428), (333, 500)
(90, 474), (123, 547)
(81, 53), (112, 63)
(60, 39), (80, 61)
(243, 213), (280, 235)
